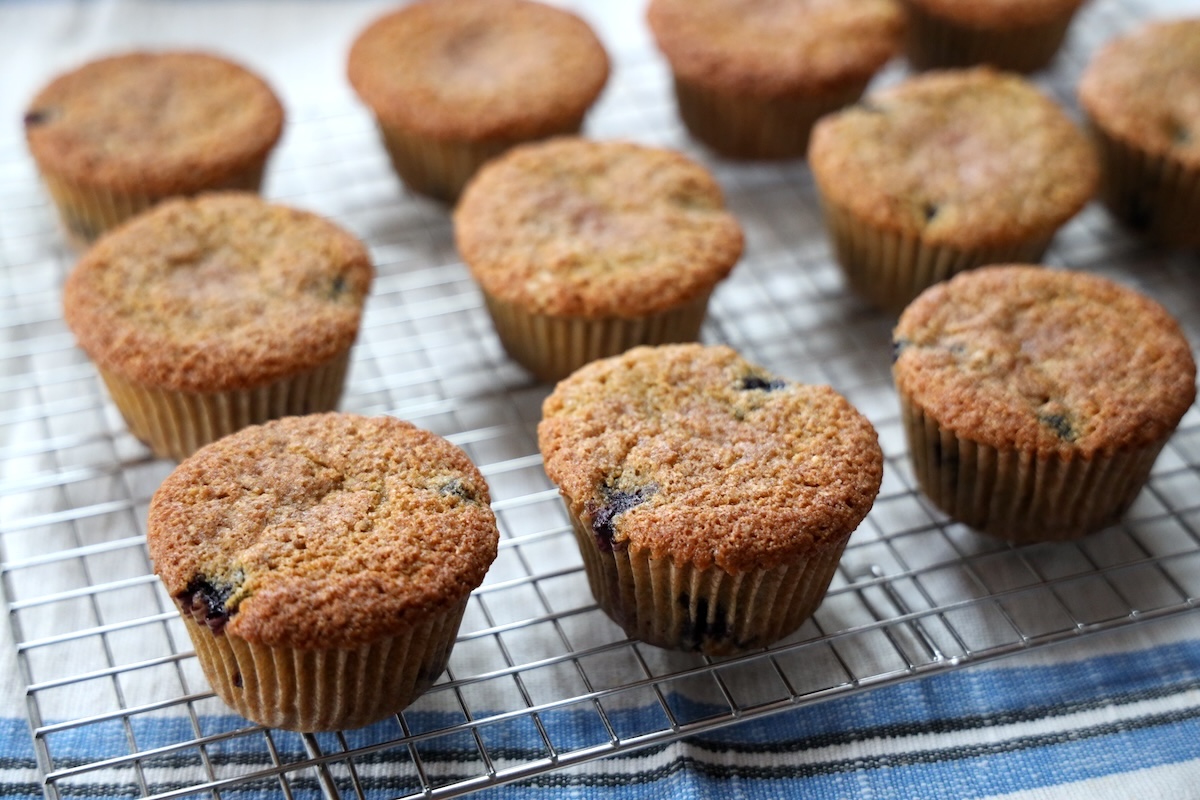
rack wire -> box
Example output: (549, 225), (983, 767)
(3, 0), (1200, 797)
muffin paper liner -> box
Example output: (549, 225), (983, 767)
(673, 77), (866, 160)
(185, 597), (469, 732)
(1087, 123), (1200, 248)
(820, 200), (1053, 314)
(900, 394), (1167, 542)
(482, 291), (713, 383)
(97, 350), (351, 461)
(39, 162), (267, 249)
(377, 118), (584, 204)
(566, 511), (848, 656)
(902, 4), (1077, 73)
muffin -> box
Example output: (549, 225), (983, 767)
(899, 0), (1089, 73)
(24, 51), (283, 246)
(646, 0), (905, 159)
(62, 193), (372, 461)
(893, 265), (1196, 543)
(809, 68), (1098, 313)
(347, 0), (609, 202)
(1078, 19), (1200, 248)
(147, 412), (499, 731)
(454, 138), (744, 383)
(538, 344), (884, 655)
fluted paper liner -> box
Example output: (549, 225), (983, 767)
(900, 394), (1166, 542)
(820, 200), (1052, 314)
(97, 350), (351, 461)
(902, 4), (1076, 73)
(567, 513), (848, 656)
(185, 596), (469, 732)
(1087, 124), (1200, 248)
(482, 291), (713, 384)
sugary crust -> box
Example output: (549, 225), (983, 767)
(538, 345), (884, 574)
(347, 0), (609, 141)
(62, 193), (372, 394)
(147, 413), (499, 649)
(1078, 19), (1200, 169)
(455, 138), (743, 318)
(902, 0), (1087, 29)
(893, 265), (1196, 457)
(24, 51), (283, 195)
(809, 68), (1097, 249)
(647, 0), (904, 96)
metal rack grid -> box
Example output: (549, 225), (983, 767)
(3, 0), (1200, 797)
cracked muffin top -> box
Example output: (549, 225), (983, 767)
(347, 0), (609, 141)
(809, 68), (1097, 249)
(1078, 18), (1200, 169)
(538, 344), (883, 573)
(893, 265), (1196, 457)
(647, 0), (904, 96)
(62, 193), (372, 394)
(24, 51), (283, 194)
(454, 138), (744, 318)
(147, 413), (499, 649)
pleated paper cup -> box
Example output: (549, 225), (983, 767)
(185, 596), (468, 732)
(900, 394), (1166, 543)
(901, 3), (1078, 73)
(97, 350), (351, 462)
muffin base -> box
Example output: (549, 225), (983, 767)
(901, 395), (1166, 542)
(567, 514), (846, 655)
(673, 77), (867, 160)
(820, 200), (1053, 314)
(901, 3), (1078, 73)
(97, 351), (351, 461)
(482, 291), (714, 383)
(39, 162), (267, 249)
(185, 597), (469, 731)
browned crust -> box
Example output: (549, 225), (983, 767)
(647, 0), (904, 97)
(62, 193), (373, 394)
(538, 344), (884, 574)
(454, 138), (743, 319)
(1079, 18), (1200, 170)
(24, 51), (283, 195)
(347, 0), (609, 141)
(809, 67), (1097, 249)
(902, 0), (1087, 29)
(147, 413), (499, 650)
(893, 265), (1196, 457)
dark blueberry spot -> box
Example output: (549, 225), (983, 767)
(1170, 119), (1191, 145)
(1038, 412), (1076, 442)
(232, 672), (243, 688)
(177, 576), (237, 636)
(892, 338), (910, 364)
(856, 101), (886, 114)
(439, 478), (476, 503)
(23, 108), (53, 128)
(739, 375), (786, 392)
(330, 275), (347, 299)
(923, 202), (939, 223)
(587, 484), (657, 553)
(678, 593), (732, 652)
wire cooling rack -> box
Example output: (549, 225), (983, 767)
(4, 1), (1200, 797)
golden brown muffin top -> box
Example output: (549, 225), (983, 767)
(347, 0), (609, 141)
(647, 0), (904, 96)
(893, 265), (1196, 457)
(539, 345), (883, 574)
(24, 51), (283, 194)
(62, 193), (372, 394)
(901, 0), (1087, 29)
(1079, 19), (1200, 169)
(809, 68), (1097, 249)
(454, 138), (743, 319)
(147, 413), (499, 649)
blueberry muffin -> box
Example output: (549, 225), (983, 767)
(538, 344), (883, 655)
(1078, 18), (1200, 247)
(809, 68), (1097, 312)
(24, 51), (283, 245)
(347, 0), (609, 202)
(147, 412), (499, 731)
(647, 0), (904, 159)
(62, 193), (372, 461)
(893, 265), (1196, 542)
(455, 138), (744, 382)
